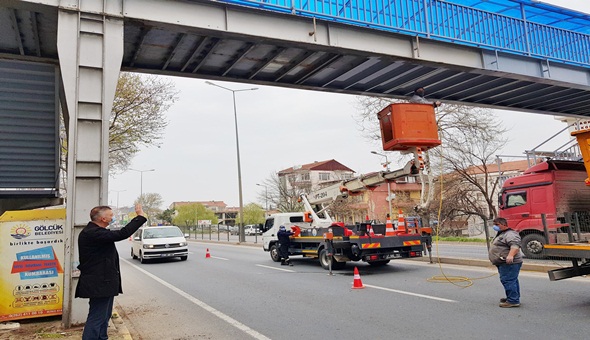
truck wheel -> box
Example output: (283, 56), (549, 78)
(367, 260), (390, 267)
(521, 234), (546, 259)
(269, 244), (281, 262)
(319, 249), (346, 270)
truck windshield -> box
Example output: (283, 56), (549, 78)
(506, 192), (527, 208)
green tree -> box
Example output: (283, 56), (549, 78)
(172, 203), (218, 227)
(156, 208), (175, 225)
(238, 203), (265, 225)
(109, 73), (178, 172)
(60, 73), (178, 192)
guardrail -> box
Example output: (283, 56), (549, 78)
(220, 0), (590, 68)
(178, 225), (263, 243)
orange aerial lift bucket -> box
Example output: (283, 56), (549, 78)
(378, 103), (441, 151)
(571, 128), (590, 186)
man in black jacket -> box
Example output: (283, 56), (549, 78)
(76, 204), (146, 340)
(277, 225), (294, 266)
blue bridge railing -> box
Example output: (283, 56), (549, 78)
(218, 0), (590, 68)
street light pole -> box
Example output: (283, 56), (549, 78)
(109, 189), (126, 222)
(129, 168), (155, 202)
(256, 183), (268, 213)
(371, 151), (393, 219)
(206, 81), (258, 243)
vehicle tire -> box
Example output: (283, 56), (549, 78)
(140, 251), (147, 264)
(319, 248), (346, 270)
(367, 260), (390, 267)
(269, 244), (281, 262)
(319, 248), (331, 270)
(180, 256), (188, 261)
(521, 233), (546, 259)
(131, 248), (137, 260)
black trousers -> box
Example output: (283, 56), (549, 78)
(279, 242), (290, 260)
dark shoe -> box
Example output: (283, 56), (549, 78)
(500, 298), (507, 303)
(289, 262), (293, 266)
(499, 302), (520, 308)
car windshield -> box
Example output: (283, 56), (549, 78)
(143, 228), (183, 239)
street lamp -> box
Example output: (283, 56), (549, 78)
(129, 168), (155, 202)
(206, 81), (258, 243)
(109, 189), (126, 210)
(109, 189), (126, 222)
(256, 183), (268, 213)
(371, 151), (393, 219)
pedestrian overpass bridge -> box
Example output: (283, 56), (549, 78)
(0, 0), (589, 326)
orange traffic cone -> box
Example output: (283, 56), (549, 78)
(205, 248), (211, 259)
(397, 209), (407, 233)
(352, 267), (365, 289)
(385, 217), (395, 236)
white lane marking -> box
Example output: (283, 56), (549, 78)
(255, 264), (295, 273)
(210, 256), (229, 261)
(122, 258), (271, 340)
(363, 284), (456, 302)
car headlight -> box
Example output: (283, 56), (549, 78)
(179, 242), (187, 247)
(143, 244), (154, 249)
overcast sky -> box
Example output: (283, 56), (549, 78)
(107, 0), (590, 209)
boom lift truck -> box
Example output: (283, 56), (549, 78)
(543, 127), (590, 280)
(261, 103), (441, 269)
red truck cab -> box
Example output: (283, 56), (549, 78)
(498, 160), (590, 258)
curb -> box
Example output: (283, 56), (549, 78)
(111, 306), (133, 340)
(409, 256), (562, 273)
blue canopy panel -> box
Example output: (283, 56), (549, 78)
(221, 1), (590, 68)
(449, 0), (590, 34)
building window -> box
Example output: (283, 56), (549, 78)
(301, 173), (310, 181)
(341, 173), (353, 180)
(319, 173), (331, 181)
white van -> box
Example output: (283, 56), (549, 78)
(131, 226), (189, 263)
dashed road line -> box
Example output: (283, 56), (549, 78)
(256, 264), (295, 273)
(210, 256), (229, 261)
(364, 284), (456, 302)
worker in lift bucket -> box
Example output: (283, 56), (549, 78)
(410, 86), (441, 108)
(277, 225), (294, 266)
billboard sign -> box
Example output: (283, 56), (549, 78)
(0, 209), (66, 321)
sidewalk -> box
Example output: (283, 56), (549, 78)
(0, 304), (132, 340)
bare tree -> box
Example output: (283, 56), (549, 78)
(354, 97), (507, 228)
(258, 172), (309, 213)
(134, 192), (164, 225)
(431, 105), (507, 220)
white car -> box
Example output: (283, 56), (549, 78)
(131, 226), (189, 263)
(244, 225), (261, 236)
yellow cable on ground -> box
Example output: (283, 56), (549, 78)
(425, 142), (497, 288)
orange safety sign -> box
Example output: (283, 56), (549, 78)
(361, 243), (381, 249)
